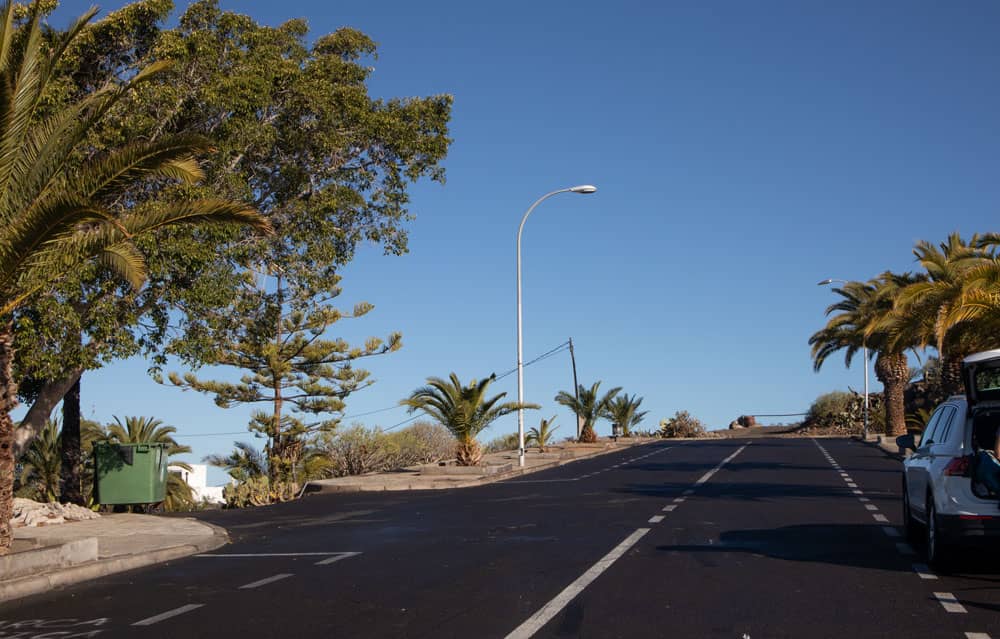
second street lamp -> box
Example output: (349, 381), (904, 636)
(516, 185), (597, 468)
(817, 278), (870, 440)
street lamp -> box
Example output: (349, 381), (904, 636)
(517, 185), (597, 467)
(817, 278), (870, 440)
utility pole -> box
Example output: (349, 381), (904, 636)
(569, 337), (581, 440)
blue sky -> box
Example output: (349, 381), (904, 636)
(45, 1), (1000, 484)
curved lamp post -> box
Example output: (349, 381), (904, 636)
(517, 185), (597, 467)
(818, 278), (870, 440)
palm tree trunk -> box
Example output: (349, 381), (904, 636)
(875, 352), (909, 437)
(0, 323), (18, 554)
(59, 376), (83, 505)
(579, 421), (597, 443)
(940, 354), (964, 398)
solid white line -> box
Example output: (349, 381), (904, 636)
(934, 592), (967, 613)
(965, 633), (991, 638)
(648, 515), (665, 523)
(198, 553), (347, 558)
(895, 543), (915, 555)
(505, 528), (651, 639)
(865, 504), (879, 511)
(315, 552), (362, 565)
(873, 514), (889, 523)
(882, 526), (901, 537)
(133, 604), (204, 626)
(239, 573), (294, 589)
(913, 564), (938, 580)
(663, 505), (677, 512)
(694, 445), (749, 485)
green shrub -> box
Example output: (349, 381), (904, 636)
(808, 391), (854, 421)
(482, 433), (519, 454)
(659, 411), (706, 438)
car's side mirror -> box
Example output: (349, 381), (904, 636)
(896, 433), (919, 452)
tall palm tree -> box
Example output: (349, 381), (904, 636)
(527, 416), (559, 453)
(891, 234), (994, 396)
(555, 381), (621, 443)
(810, 273), (921, 437)
(604, 393), (647, 437)
(17, 418), (61, 502)
(401, 373), (538, 466)
(0, 4), (269, 553)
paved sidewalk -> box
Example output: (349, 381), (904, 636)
(1, 514), (227, 605)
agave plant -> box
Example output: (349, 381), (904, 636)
(527, 416), (559, 453)
(0, 3), (269, 553)
(401, 373), (538, 466)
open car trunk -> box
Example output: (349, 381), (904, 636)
(963, 351), (1000, 499)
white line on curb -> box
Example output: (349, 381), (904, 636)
(239, 573), (294, 589)
(933, 592), (967, 613)
(504, 528), (651, 639)
(133, 604), (205, 626)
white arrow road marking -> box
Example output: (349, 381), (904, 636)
(133, 604), (204, 626)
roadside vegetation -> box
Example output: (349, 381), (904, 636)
(809, 233), (1000, 437)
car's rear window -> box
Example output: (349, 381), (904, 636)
(975, 368), (1000, 402)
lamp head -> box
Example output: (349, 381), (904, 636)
(569, 185), (597, 194)
(817, 279), (834, 286)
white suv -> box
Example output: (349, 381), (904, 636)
(899, 349), (1000, 568)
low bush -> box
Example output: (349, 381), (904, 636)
(322, 422), (456, 476)
(659, 411), (706, 438)
(483, 433), (519, 454)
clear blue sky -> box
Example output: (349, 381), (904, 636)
(45, 1), (1000, 484)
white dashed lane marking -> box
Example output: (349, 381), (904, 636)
(864, 504), (879, 511)
(873, 514), (889, 523)
(934, 592), (967, 613)
(913, 564), (939, 580)
(648, 515), (664, 523)
(133, 604), (205, 626)
(673, 497), (685, 503)
(966, 633), (992, 638)
(662, 505), (677, 512)
(239, 573), (294, 589)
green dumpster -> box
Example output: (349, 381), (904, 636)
(93, 443), (168, 505)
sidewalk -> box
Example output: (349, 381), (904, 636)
(1, 514), (228, 604)
(306, 437), (658, 494)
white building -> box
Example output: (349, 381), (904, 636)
(169, 463), (226, 504)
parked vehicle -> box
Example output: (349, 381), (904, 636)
(898, 349), (1000, 568)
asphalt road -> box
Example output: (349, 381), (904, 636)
(3, 437), (1000, 638)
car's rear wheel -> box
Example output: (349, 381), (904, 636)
(926, 496), (950, 571)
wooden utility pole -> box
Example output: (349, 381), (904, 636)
(569, 337), (581, 439)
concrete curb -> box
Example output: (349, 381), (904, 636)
(0, 519), (228, 605)
(852, 435), (905, 462)
(305, 440), (651, 495)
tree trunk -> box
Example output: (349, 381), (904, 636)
(579, 421), (598, 443)
(940, 355), (964, 398)
(0, 323), (18, 555)
(59, 376), (83, 505)
(875, 352), (909, 437)
(13, 369), (84, 458)
(455, 437), (482, 466)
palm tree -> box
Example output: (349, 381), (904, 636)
(401, 373), (539, 466)
(527, 416), (559, 453)
(810, 273), (921, 437)
(205, 442), (268, 483)
(555, 381), (622, 443)
(604, 393), (648, 437)
(17, 418), (61, 502)
(0, 4), (269, 553)
(891, 234), (995, 396)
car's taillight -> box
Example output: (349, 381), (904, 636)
(944, 455), (973, 477)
